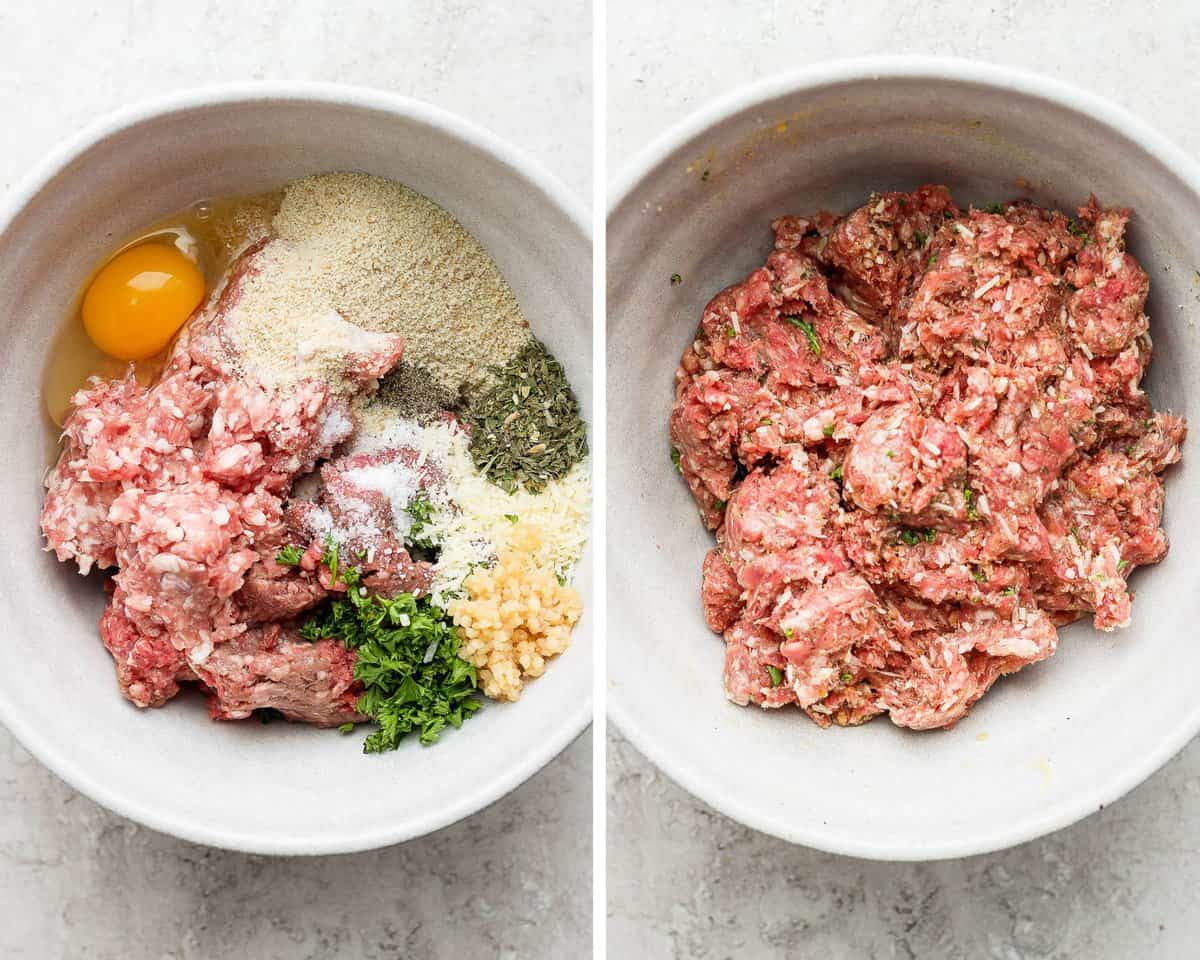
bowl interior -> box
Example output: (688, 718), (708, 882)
(0, 91), (592, 853)
(608, 68), (1200, 859)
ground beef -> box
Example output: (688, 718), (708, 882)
(40, 244), (410, 723)
(235, 558), (328, 623)
(194, 623), (364, 727)
(672, 187), (1185, 731)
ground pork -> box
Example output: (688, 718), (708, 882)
(673, 187), (1184, 731)
(41, 244), (409, 722)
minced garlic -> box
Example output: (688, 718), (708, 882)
(448, 523), (582, 701)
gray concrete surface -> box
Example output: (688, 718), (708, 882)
(0, 2), (591, 958)
(607, 2), (1200, 957)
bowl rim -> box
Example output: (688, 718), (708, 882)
(0, 81), (593, 855)
(606, 54), (1200, 860)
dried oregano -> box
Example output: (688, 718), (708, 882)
(463, 339), (587, 493)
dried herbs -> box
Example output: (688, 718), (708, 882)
(464, 339), (588, 494)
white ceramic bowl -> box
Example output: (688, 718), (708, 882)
(0, 84), (592, 854)
(608, 57), (1200, 860)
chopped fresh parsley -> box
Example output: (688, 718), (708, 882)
(504, 513), (520, 524)
(337, 722), (355, 734)
(783, 627), (794, 639)
(829, 464), (843, 482)
(766, 665), (783, 687)
(321, 537), (344, 589)
(963, 484), (979, 521)
(898, 527), (936, 546)
(760, 418), (773, 426)
(670, 272), (682, 286)
(405, 491), (438, 552)
(913, 230), (928, 248)
(714, 499), (726, 511)
(885, 450), (895, 459)
(1067, 219), (1091, 245)
(1001, 586), (1018, 596)
(671, 448), (683, 474)
(823, 422), (835, 438)
(783, 315), (821, 356)
(275, 544), (304, 567)
(1118, 559), (1130, 573)
(984, 202), (1007, 215)
(927, 251), (938, 267)
(840, 672), (853, 684)
(972, 567), (987, 583)
(300, 544), (481, 751)
(726, 326), (736, 338)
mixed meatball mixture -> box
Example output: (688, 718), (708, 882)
(671, 186), (1185, 730)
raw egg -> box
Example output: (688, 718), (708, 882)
(81, 243), (205, 361)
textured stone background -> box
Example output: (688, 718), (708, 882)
(607, 2), (1200, 958)
(0, 2), (591, 958)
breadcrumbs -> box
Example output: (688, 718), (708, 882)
(222, 173), (531, 392)
(448, 523), (582, 701)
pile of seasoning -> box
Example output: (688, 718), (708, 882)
(463, 339), (588, 494)
(372, 361), (460, 423)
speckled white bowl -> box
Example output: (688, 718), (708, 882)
(0, 84), (592, 854)
(608, 57), (1200, 860)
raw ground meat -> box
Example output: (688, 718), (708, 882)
(99, 588), (194, 709)
(194, 624), (365, 727)
(673, 187), (1185, 731)
(283, 444), (438, 598)
(40, 243), (416, 724)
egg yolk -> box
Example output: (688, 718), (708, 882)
(81, 244), (205, 361)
